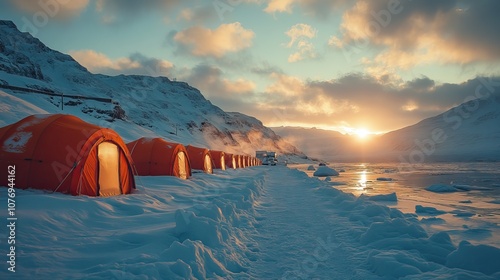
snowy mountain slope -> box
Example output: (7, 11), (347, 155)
(377, 92), (500, 162)
(273, 92), (500, 162)
(0, 20), (302, 156)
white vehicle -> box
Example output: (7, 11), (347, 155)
(262, 157), (269, 165)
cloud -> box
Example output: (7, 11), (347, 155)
(173, 23), (255, 58)
(331, 0), (500, 68)
(406, 76), (435, 92)
(251, 62), (285, 76)
(285, 23), (316, 47)
(95, 0), (181, 23)
(264, 0), (295, 13)
(285, 23), (318, 62)
(228, 71), (500, 133)
(288, 41), (318, 62)
(183, 64), (256, 98)
(8, 0), (89, 19)
(70, 50), (173, 77)
(177, 6), (217, 24)
(265, 73), (304, 97)
(264, 0), (352, 18)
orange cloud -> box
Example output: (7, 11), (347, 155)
(264, 0), (295, 13)
(223, 79), (256, 94)
(285, 23), (318, 62)
(331, 0), (500, 68)
(182, 64), (256, 100)
(9, 0), (89, 19)
(265, 73), (304, 96)
(285, 23), (317, 47)
(263, 0), (350, 17)
(174, 23), (255, 58)
(70, 50), (173, 76)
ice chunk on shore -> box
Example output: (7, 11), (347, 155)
(313, 166), (339, 177)
(376, 177), (393, 181)
(425, 184), (460, 193)
(415, 205), (446, 216)
(446, 241), (500, 275)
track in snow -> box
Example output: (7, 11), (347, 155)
(247, 166), (377, 279)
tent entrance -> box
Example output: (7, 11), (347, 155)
(204, 154), (212, 174)
(221, 156), (226, 170)
(97, 142), (121, 196)
(177, 151), (188, 179)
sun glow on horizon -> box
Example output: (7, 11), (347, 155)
(265, 123), (384, 138)
(344, 127), (374, 141)
(355, 128), (370, 139)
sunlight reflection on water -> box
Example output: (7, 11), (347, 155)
(357, 170), (367, 191)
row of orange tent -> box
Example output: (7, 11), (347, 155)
(0, 114), (261, 197)
(126, 137), (262, 178)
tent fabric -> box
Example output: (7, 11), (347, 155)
(235, 154), (242, 168)
(186, 145), (213, 174)
(126, 137), (192, 179)
(239, 155), (245, 168)
(210, 150), (226, 170)
(0, 114), (135, 196)
(224, 153), (236, 169)
(243, 156), (249, 168)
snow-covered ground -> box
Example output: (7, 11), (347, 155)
(1, 165), (499, 279)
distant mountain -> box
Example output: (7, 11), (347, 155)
(270, 127), (350, 161)
(376, 92), (500, 162)
(273, 92), (500, 162)
(0, 20), (303, 157)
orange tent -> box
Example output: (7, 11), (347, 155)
(186, 145), (213, 174)
(235, 154), (241, 168)
(126, 137), (191, 179)
(210, 150), (226, 170)
(0, 114), (135, 196)
(240, 155), (246, 168)
(243, 155), (249, 168)
(239, 155), (245, 168)
(224, 153), (236, 169)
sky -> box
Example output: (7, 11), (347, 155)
(1, 0), (499, 134)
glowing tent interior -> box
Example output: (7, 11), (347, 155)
(126, 137), (191, 179)
(185, 145), (213, 174)
(210, 150), (226, 170)
(0, 114), (135, 196)
(224, 153), (236, 169)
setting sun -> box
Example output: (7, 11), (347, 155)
(355, 129), (370, 139)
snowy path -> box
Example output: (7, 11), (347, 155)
(247, 166), (375, 279)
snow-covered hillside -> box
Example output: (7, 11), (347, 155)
(0, 20), (302, 157)
(377, 92), (500, 162)
(273, 91), (500, 162)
